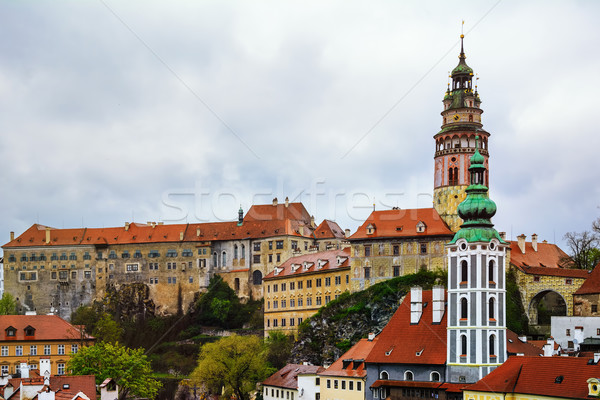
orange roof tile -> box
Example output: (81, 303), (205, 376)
(263, 248), (350, 281)
(349, 208), (453, 240)
(262, 364), (324, 390)
(516, 265), (590, 279)
(244, 202), (311, 223)
(365, 290), (447, 365)
(313, 220), (346, 240)
(509, 241), (569, 269)
(0, 315), (94, 341)
(574, 263), (600, 295)
(506, 330), (544, 356)
(464, 356), (600, 398)
(8, 375), (97, 400)
(319, 337), (378, 378)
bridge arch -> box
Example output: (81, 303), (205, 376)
(528, 289), (567, 325)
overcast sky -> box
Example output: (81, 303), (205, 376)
(1, 0), (599, 251)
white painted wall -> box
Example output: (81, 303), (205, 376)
(551, 316), (600, 351)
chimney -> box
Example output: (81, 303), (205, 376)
(299, 226), (304, 236)
(272, 197), (278, 206)
(20, 362), (29, 378)
(499, 232), (506, 240)
(310, 215), (315, 228)
(40, 359), (51, 378)
(238, 206), (244, 226)
(345, 229), (351, 238)
(285, 197), (289, 207)
(10, 231), (14, 241)
(45, 227), (51, 244)
(432, 285), (445, 324)
(196, 227), (201, 237)
(180, 231), (184, 241)
(368, 332), (375, 341)
(531, 233), (538, 252)
(594, 353), (600, 364)
(410, 286), (423, 324)
(544, 337), (554, 357)
(125, 222), (130, 231)
(517, 234), (526, 254)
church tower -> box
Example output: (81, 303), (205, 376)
(446, 138), (508, 384)
(434, 35), (490, 232)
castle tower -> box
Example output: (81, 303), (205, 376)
(434, 35), (490, 232)
(446, 138), (508, 384)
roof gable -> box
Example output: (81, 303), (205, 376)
(0, 315), (93, 341)
(262, 364), (324, 390)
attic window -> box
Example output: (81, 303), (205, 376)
(555, 376), (564, 384)
(5, 327), (16, 337)
(366, 224), (375, 235)
(416, 221), (426, 233)
(24, 326), (35, 337)
(416, 348), (424, 356)
(385, 346), (394, 356)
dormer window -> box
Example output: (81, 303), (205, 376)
(366, 224), (376, 235)
(24, 326), (35, 337)
(5, 327), (16, 338)
(416, 221), (427, 233)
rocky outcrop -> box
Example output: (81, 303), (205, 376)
(290, 270), (444, 365)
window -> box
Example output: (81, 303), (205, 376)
(533, 276), (540, 282)
(325, 296), (331, 304)
(126, 264), (139, 272)
(253, 254), (261, 263)
(268, 254), (273, 263)
(335, 276), (341, 285)
(334, 380), (338, 389)
(461, 335), (468, 356)
(431, 371), (440, 382)
(349, 381), (354, 390)
(281, 318), (286, 327)
(71, 344), (78, 354)
(29, 345), (37, 355)
(364, 246), (371, 257)
(84, 270), (91, 279)
(488, 260), (495, 283)
(364, 267), (371, 279)
(597, 328), (600, 336)
(121, 251), (130, 259)
(1, 346), (7, 356)
(290, 318), (295, 326)
(566, 278), (573, 285)
(291, 241), (298, 250)
(57, 363), (65, 375)
(281, 283), (286, 291)
(461, 260), (468, 283)
(276, 240), (284, 249)
(298, 298), (303, 307)
(189, 276), (194, 283)
(489, 335), (496, 356)
(315, 377), (320, 386)
(108, 250), (117, 259)
(134, 250), (142, 258)
(273, 284), (278, 293)
(290, 282), (295, 290)
(566, 329), (571, 336)
(281, 300), (286, 308)
(307, 297), (312, 306)
(325, 277), (331, 286)
(380, 371), (389, 380)
(405, 371), (414, 381)
(15, 346), (22, 356)
(166, 249), (178, 258)
(393, 245), (400, 255)
(357, 382), (362, 391)
(316, 278), (322, 287)
(276, 254), (281, 263)
(253, 242), (261, 251)
(489, 297), (496, 320)
(44, 345), (51, 355)
(253, 270), (262, 285)
(420, 243), (427, 254)
(148, 250), (160, 258)
(316, 297), (322, 306)
(298, 281), (303, 289)
(273, 301), (278, 309)
(1, 365), (7, 375)
(342, 380), (346, 390)
(58, 345), (65, 355)
(307, 280), (312, 288)
(327, 379), (331, 389)
(222, 252), (227, 266)
(593, 305), (598, 313)
(273, 319), (278, 327)
(460, 297), (468, 319)
(268, 241), (273, 250)
(393, 266), (400, 277)
(298, 317), (303, 324)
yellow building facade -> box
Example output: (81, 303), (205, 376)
(263, 248), (351, 337)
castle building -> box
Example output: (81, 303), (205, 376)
(433, 34), (490, 232)
(2, 200), (341, 319)
(348, 208), (453, 292)
(263, 248), (351, 337)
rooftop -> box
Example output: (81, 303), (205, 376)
(574, 262), (600, 295)
(264, 248), (350, 281)
(319, 337), (378, 378)
(0, 315), (94, 342)
(262, 364), (324, 390)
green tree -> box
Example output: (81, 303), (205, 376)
(190, 334), (273, 400)
(562, 231), (600, 269)
(93, 312), (122, 344)
(265, 331), (295, 370)
(0, 293), (17, 315)
(67, 341), (161, 400)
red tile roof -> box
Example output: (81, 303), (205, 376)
(509, 241), (569, 269)
(349, 208), (453, 240)
(263, 248), (351, 281)
(365, 290), (447, 365)
(0, 315), (94, 341)
(528, 339), (560, 352)
(516, 265), (590, 279)
(313, 220), (346, 240)
(8, 375), (97, 400)
(319, 338), (378, 378)
(262, 364), (324, 390)
(506, 330), (543, 356)
(464, 356), (600, 399)
(574, 263), (600, 295)
(244, 202), (311, 223)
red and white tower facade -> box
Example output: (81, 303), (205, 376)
(433, 35), (490, 232)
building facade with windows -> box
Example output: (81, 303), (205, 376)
(262, 364), (324, 400)
(319, 336), (377, 400)
(263, 248), (351, 337)
(348, 208), (454, 292)
(0, 315), (94, 376)
(3, 200), (338, 319)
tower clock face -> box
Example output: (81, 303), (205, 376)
(453, 114), (460, 121)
